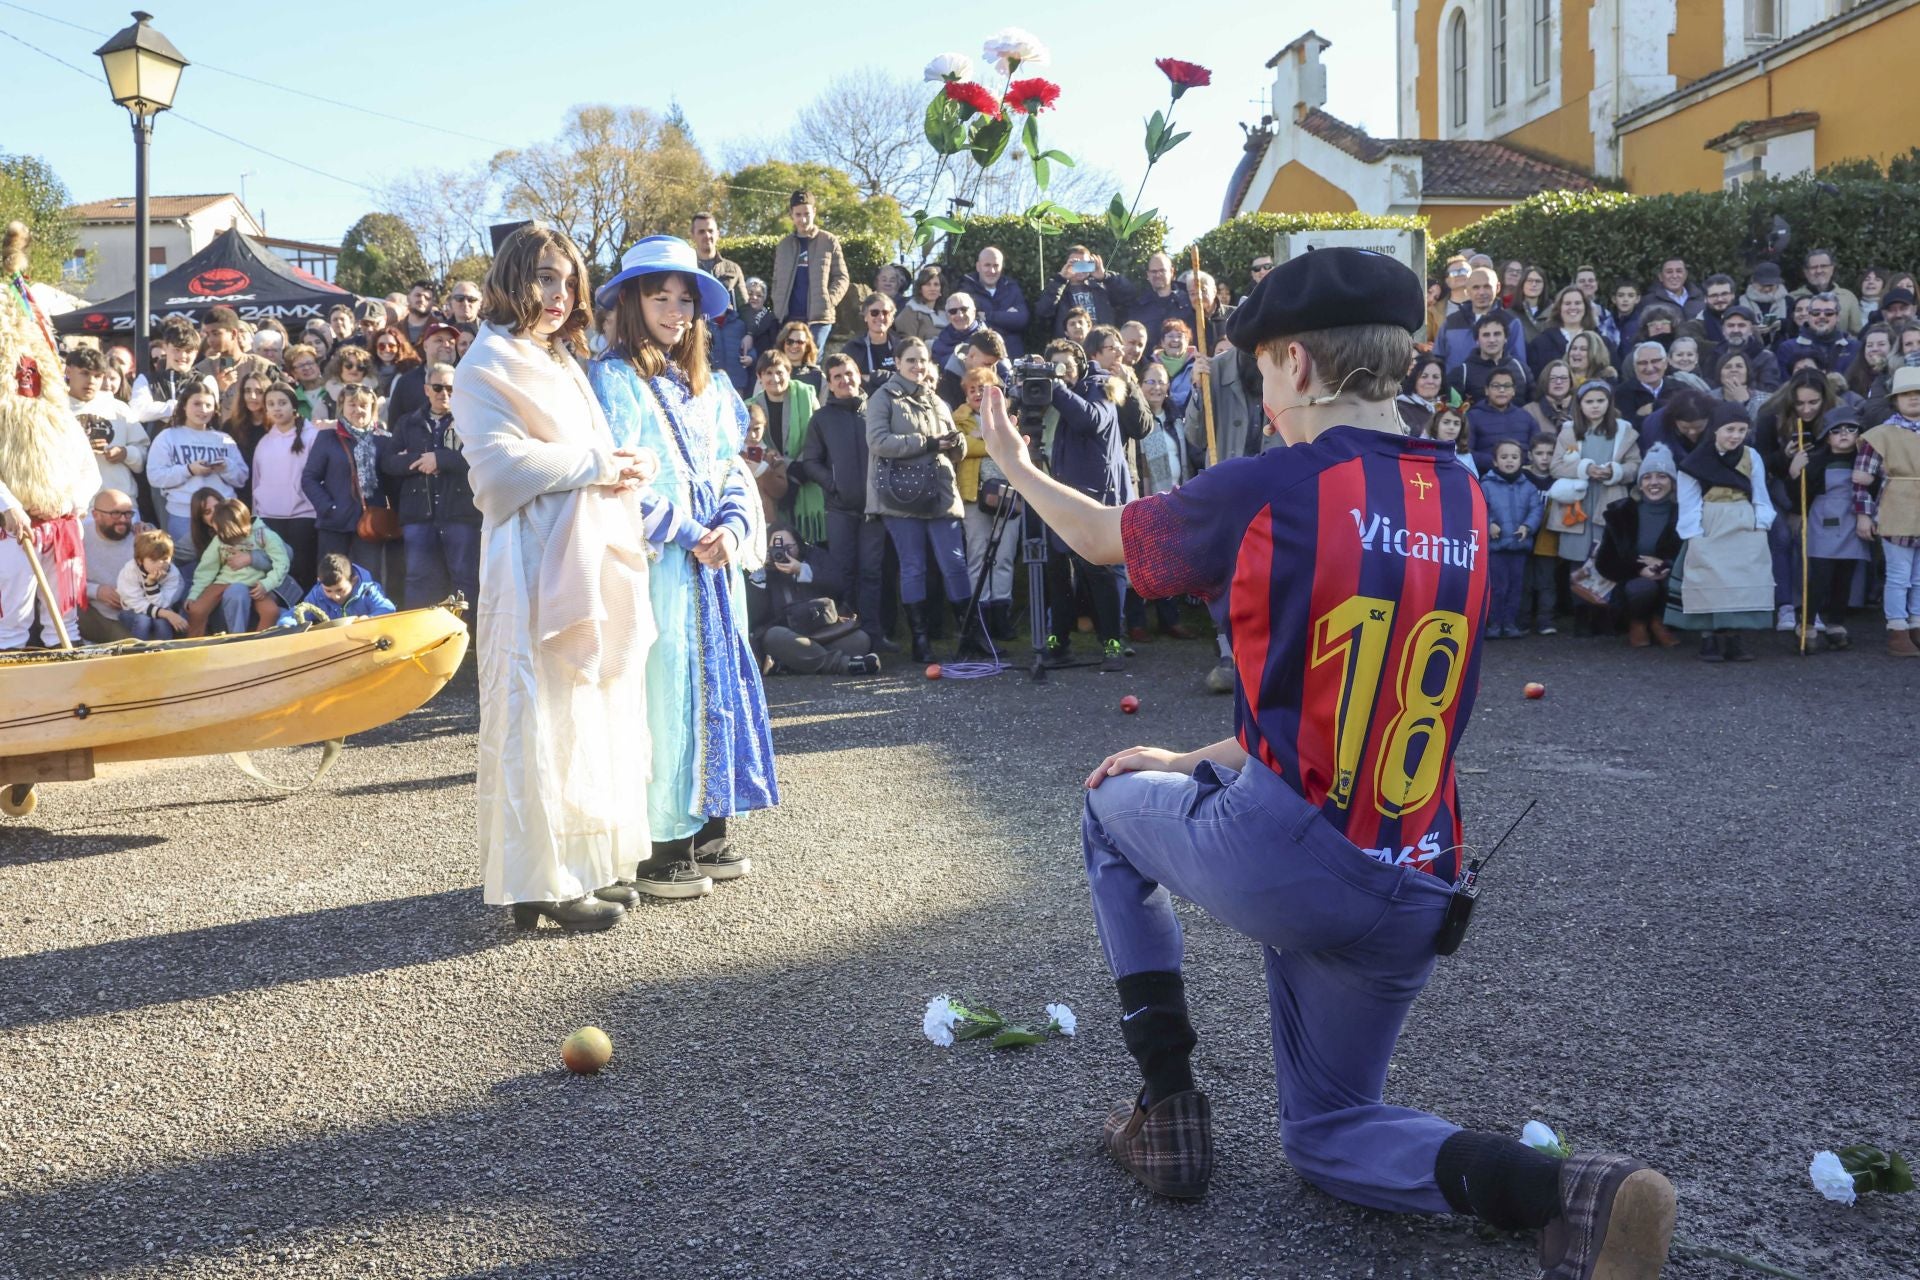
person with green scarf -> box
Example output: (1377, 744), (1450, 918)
(749, 351), (825, 543)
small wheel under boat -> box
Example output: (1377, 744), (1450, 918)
(0, 784), (36, 818)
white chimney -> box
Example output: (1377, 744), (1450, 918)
(1269, 30), (1332, 117)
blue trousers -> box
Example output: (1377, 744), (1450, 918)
(118, 609), (177, 641)
(1083, 757), (1457, 1213)
(826, 508), (888, 627)
(400, 520), (480, 612)
(882, 515), (970, 605)
(1488, 551), (1527, 631)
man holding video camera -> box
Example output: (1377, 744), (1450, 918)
(1031, 338), (1133, 671)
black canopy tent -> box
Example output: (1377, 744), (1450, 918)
(57, 228), (355, 338)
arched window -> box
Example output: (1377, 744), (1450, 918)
(1490, 0), (1509, 108)
(1449, 11), (1468, 129)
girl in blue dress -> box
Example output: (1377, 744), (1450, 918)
(587, 237), (778, 899)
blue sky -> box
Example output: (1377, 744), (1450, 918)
(0, 0), (1397, 250)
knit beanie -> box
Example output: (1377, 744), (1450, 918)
(1639, 443), (1677, 481)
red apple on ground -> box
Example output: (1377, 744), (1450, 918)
(561, 1026), (613, 1075)
(1524, 682), (1546, 700)
(925, 664), (943, 680)
(1120, 695), (1140, 714)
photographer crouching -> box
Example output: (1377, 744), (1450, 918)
(745, 522), (881, 677)
(1031, 338), (1134, 671)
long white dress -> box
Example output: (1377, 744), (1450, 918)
(452, 322), (655, 905)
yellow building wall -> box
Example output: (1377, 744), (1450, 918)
(1621, 5), (1920, 193)
(1668, 0), (1723, 85)
(1563, 0), (1595, 100)
(1501, 100), (1596, 173)
(1258, 161), (1361, 215)
(1421, 203), (1508, 236)
(1415, 0), (1445, 140)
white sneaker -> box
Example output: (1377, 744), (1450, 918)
(1775, 605), (1797, 632)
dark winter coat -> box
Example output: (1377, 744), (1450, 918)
(379, 407), (478, 527)
(1479, 468), (1547, 553)
(1592, 495), (1681, 584)
(301, 426), (391, 534)
(791, 393), (871, 515)
(953, 272), (1032, 356)
(1047, 377), (1132, 552)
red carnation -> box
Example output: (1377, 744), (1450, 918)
(1006, 77), (1062, 115)
(1155, 57), (1213, 98)
(943, 80), (1001, 117)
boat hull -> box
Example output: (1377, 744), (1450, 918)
(0, 607), (469, 763)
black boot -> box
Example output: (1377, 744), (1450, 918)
(987, 601), (1015, 642)
(1698, 631), (1724, 663)
(1723, 630), (1755, 662)
(908, 602), (933, 663)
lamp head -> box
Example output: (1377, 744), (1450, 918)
(95, 11), (188, 117)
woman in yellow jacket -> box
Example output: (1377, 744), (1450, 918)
(952, 365), (1016, 642)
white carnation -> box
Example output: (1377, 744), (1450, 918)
(1810, 1150), (1857, 1205)
(1045, 1002), (1077, 1037)
(922, 995), (960, 1047)
(924, 53), (972, 83)
(982, 27), (1048, 76)
(1521, 1120), (1561, 1153)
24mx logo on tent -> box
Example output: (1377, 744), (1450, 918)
(186, 267), (252, 297)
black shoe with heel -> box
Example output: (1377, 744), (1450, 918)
(511, 895), (625, 932)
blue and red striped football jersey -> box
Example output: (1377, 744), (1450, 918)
(1121, 426), (1489, 882)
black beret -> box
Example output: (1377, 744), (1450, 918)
(1227, 247), (1424, 352)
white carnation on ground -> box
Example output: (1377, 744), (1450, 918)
(1810, 1150), (1857, 1205)
(982, 27), (1048, 75)
(922, 995), (960, 1047)
(1045, 1003), (1076, 1037)
(924, 52), (972, 82)
(1521, 1120), (1561, 1153)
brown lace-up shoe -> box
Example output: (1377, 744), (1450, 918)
(1537, 1153), (1676, 1279)
(1100, 1090), (1212, 1199)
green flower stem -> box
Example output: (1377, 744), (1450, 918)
(1671, 1238), (1812, 1280)
(1122, 90), (1178, 244)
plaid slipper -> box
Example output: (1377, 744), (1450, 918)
(1100, 1089), (1212, 1199)
(1537, 1153), (1676, 1279)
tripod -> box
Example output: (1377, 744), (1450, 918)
(957, 429), (1055, 681)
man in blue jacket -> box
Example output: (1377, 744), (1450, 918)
(1464, 370), (1535, 472)
(955, 246), (1031, 357)
(1434, 266), (1522, 371)
(1044, 338), (1132, 671)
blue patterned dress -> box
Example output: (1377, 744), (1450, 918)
(586, 357), (778, 841)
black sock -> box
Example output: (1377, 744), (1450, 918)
(643, 836), (694, 870)
(1435, 1130), (1563, 1231)
(695, 816), (727, 852)
(1114, 970), (1197, 1106)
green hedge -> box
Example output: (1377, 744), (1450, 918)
(715, 232), (895, 292)
(1185, 212), (1430, 302)
(1430, 179), (1920, 290)
(936, 213), (1167, 307)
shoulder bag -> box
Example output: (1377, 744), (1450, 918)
(339, 430), (400, 543)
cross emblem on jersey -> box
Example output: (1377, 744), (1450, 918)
(1409, 472), (1433, 500)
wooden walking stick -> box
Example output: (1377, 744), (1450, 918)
(21, 534), (73, 651)
(1796, 414), (1810, 655)
(1189, 245), (1219, 468)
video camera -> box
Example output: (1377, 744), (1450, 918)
(1010, 355), (1056, 437)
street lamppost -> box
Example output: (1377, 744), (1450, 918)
(94, 10), (187, 377)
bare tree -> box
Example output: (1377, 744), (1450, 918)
(490, 106), (720, 272)
(380, 166), (496, 281)
(967, 155), (1122, 218)
(790, 69), (943, 212)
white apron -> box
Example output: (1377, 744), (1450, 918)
(1681, 497), (1772, 615)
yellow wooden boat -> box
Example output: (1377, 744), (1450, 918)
(0, 606), (468, 814)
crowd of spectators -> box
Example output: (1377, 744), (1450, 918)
(55, 194), (1920, 671)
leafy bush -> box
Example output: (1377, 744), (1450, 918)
(1185, 212), (1430, 302)
(714, 233), (896, 292)
(936, 213), (1168, 305)
(1429, 179), (1920, 291)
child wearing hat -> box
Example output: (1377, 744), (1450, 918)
(1667, 414), (1776, 661)
(1480, 437), (1545, 637)
(1853, 365), (1920, 656)
(1792, 407), (1869, 649)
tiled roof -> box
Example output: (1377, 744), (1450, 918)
(1703, 111), (1820, 152)
(1297, 108), (1600, 199)
(68, 194), (236, 222)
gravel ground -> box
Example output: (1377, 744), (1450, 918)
(1, 628), (1916, 1280)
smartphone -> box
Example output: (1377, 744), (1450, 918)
(744, 444), (765, 462)
(218, 355), (237, 371)
(1069, 260), (1096, 276)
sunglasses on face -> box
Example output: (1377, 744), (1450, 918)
(947, 308), (971, 317)
(783, 337), (806, 347)
(342, 362), (367, 371)
(428, 383), (453, 392)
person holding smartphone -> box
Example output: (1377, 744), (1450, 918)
(65, 346), (145, 498)
(1035, 244), (1133, 338)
